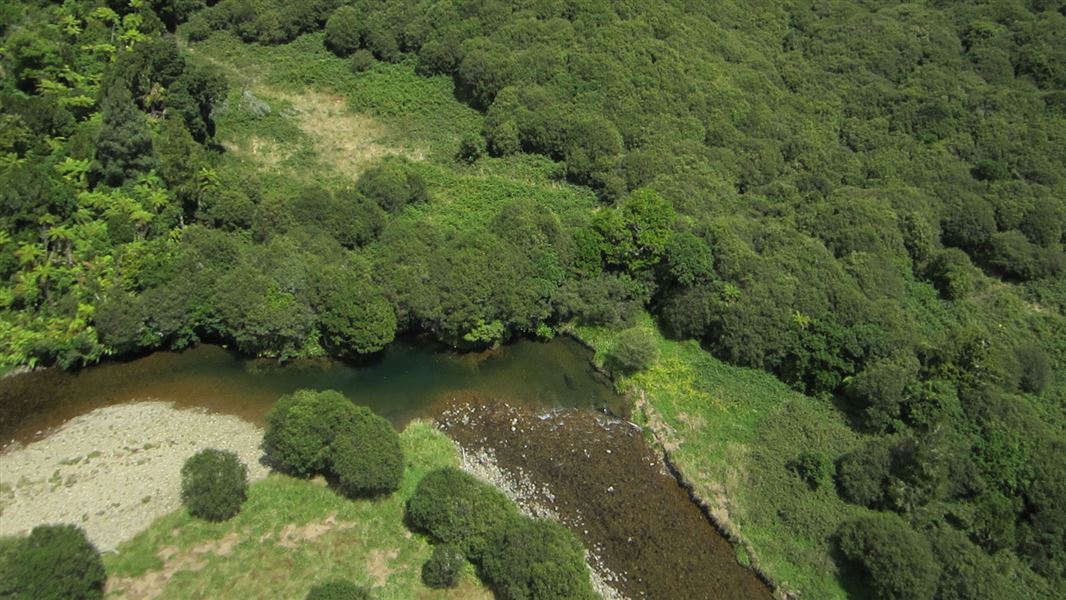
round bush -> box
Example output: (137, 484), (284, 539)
(836, 514), (939, 600)
(306, 579), (371, 600)
(406, 467), (516, 558)
(324, 7), (362, 57)
(6, 524), (105, 599)
(422, 544), (465, 589)
(350, 49), (376, 74)
(479, 516), (596, 600)
(356, 157), (428, 212)
(330, 406), (404, 497)
(605, 327), (659, 375)
(264, 389), (354, 476)
(181, 448), (248, 521)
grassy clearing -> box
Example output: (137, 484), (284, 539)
(572, 314), (870, 599)
(104, 422), (491, 600)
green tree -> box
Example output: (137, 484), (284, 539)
(329, 405), (404, 497)
(312, 267), (396, 355)
(264, 389), (354, 476)
(422, 544), (465, 589)
(180, 448), (249, 521)
(836, 514), (939, 600)
(479, 516), (596, 600)
(324, 6), (362, 57)
(5, 524), (106, 600)
(91, 82), (157, 188)
(406, 467), (517, 559)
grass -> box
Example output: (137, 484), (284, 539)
(104, 422), (491, 600)
(572, 313), (871, 599)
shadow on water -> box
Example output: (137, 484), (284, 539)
(0, 337), (622, 449)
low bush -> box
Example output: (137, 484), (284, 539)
(3, 524), (106, 599)
(406, 467), (516, 558)
(479, 516), (596, 600)
(330, 406), (404, 497)
(181, 448), (249, 521)
(604, 327), (659, 375)
(305, 579), (371, 600)
(356, 157), (428, 212)
(421, 543), (465, 589)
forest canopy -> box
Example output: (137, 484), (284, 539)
(2, 1), (1064, 598)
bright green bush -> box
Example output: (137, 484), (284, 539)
(479, 516), (596, 600)
(263, 389), (354, 476)
(4, 524), (106, 600)
(421, 544), (465, 589)
(330, 406), (404, 497)
(604, 328), (659, 375)
(181, 448), (248, 521)
(406, 467), (517, 558)
(305, 579), (371, 600)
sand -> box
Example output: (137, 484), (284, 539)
(0, 401), (268, 552)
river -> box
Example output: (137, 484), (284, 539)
(0, 337), (771, 599)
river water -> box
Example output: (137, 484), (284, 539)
(0, 338), (771, 599)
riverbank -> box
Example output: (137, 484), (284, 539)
(568, 317), (867, 600)
(0, 401), (269, 552)
(435, 397), (773, 599)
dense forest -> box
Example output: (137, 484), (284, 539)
(2, 0), (1064, 598)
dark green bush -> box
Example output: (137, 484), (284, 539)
(181, 448), (248, 521)
(356, 157), (428, 212)
(788, 451), (832, 490)
(836, 440), (892, 508)
(324, 6), (362, 57)
(305, 579), (371, 600)
(4, 524), (106, 600)
(836, 514), (939, 600)
(263, 389), (353, 476)
(349, 49), (376, 73)
(421, 544), (465, 589)
(479, 516), (596, 600)
(406, 467), (516, 558)
(330, 406), (404, 497)
(604, 328), (659, 375)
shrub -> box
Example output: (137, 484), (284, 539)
(926, 247), (975, 300)
(422, 544), (465, 589)
(406, 467), (517, 558)
(4, 524), (106, 599)
(356, 157), (428, 212)
(455, 133), (484, 164)
(836, 514), (939, 600)
(330, 406), (404, 497)
(604, 328), (659, 375)
(263, 389), (353, 476)
(181, 448), (248, 521)
(306, 579), (371, 600)
(479, 516), (596, 600)
(836, 439), (892, 508)
(349, 49), (376, 74)
(788, 451), (832, 490)
(324, 6), (362, 57)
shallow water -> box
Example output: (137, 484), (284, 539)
(0, 337), (622, 449)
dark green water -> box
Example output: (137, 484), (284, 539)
(0, 337), (623, 448)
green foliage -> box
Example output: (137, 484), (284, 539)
(604, 327), (659, 375)
(329, 405), (404, 497)
(421, 544), (465, 589)
(479, 516), (597, 600)
(263, 389), (356, 476)
(180, 448), (249, 521)
(3, 524), (106, 600)
(788, 451), (832, 491)
(305, 579), (371, 600)
(324, 7), (362, 57)
(91, 82), (157, 188)
(836, 514), (939, 600)
(406, 467), (517, 559)
(356, 157), (428, 212)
